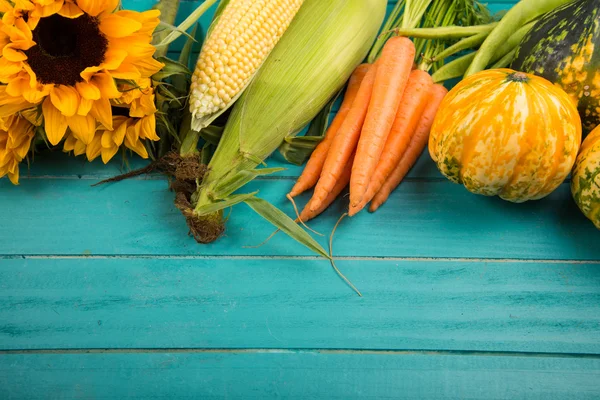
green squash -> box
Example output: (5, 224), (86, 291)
(571, 125), (600, 229)
(511, 0), (600, 135)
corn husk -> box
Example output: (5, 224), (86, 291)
(183, 0), (386, 252)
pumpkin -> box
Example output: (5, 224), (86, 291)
(571, 125), (600, 229)
(511, 0), (600, 135)
(429, 68), (582, 203)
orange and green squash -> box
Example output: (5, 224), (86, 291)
(511, 0), (600, 135)
(429, 68), (582, 203)
(571, 125), (600, 229)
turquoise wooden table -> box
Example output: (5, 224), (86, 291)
(2, 0), (600, 398)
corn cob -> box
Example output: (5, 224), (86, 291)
(189, 0), (304, 131)
(184, 0), (387, 244)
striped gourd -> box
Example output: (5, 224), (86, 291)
(429, 68), (582, 203)
(511, 0), (600, 136)
(189, 0), (305, 131)
(571, 125), (600, 229)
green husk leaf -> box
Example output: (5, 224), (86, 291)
(155, 21), (197, 45)
(157, 0), (219, 48)
(244, 197), (329, 259)
(200, 125), (224, 146)
(200, 142), (214, 165)
(152, 57), (190, 81)
(278, 136), (324, 166)
(278, 89), (340, 165)
(214, 167), (285, 199)
(151, 0), (180, 58)
(195, 192), (258, 216)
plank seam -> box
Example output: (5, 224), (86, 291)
(16, 175), (454, 183)
(2, 254), (600, 264)
(1, 348), (599, 359)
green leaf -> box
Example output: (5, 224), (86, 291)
(214, 167), (285, 199)
(244, 197), (330, 259)
(278, 89), (340, 166)
(199, 125), (224, 146)
(278, 136), (324, 166)
(152, 57), (190, 81)
(200, 142), (214, 165)
(195, 192), (258, 216)
(158, 0), (219, 48)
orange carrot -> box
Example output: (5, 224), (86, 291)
(348, 69), (432, 216)
(288, 64), (370, 198)
(297, 152), (355, 223)
(350, 36), (415, 208)
(308, 63), (378, 212)
(369, 83), (448, 213)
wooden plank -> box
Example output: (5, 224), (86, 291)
(1, 177), (598, 259)
(1, 351), (599, 399)
(1, 258), (599, 352)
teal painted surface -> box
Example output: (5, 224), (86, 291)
(1, 172), (599, 259)
(2, 352), (600, 400)
(1, 0), (600, 399)
(1, 258), (599, 352)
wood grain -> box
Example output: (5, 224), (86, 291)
(1, 258), (599, 352)
(1, 176), (598, 259)
(2, 351), (599, 400)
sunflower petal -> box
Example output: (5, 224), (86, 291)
(76, 0), (110, 17)
(109, 63), (141, 80)
(0, 57), (24, 82)
(6, 74), (29, 97)
(92, 72), (121, 99)
(58, 1), (83, 18)
(100, 47), (128, 70)
(80, 66), (102, 82)
(75, 81), (101, 100)
(90, 98), (113, 130)
(8, 166), (20, 185)
(37, 0), (64, 18)
(63, 133), (77, 151)
(130, 56), (164, 78)
(111, 116), (128, 145)
(140, 115), (158, 141)
(78, 98), (93, 116)
(50, 85), (80, 117)
(101, 144), (119, 164)
(99, 14), (142, 38)
(100, 129), (112, 148)
(3, 45), (28, 62)
(42, 98), (68, 145)
(67, 114), (96, 144)
(85, 134), (102, 161)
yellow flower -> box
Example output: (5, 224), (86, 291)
(63, 78), (159, 163)
(0, 0), (163, 147)
(0, 114), (35, 184)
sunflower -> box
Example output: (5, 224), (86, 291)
(0, 0), (164, 149)
(63, 77), (159, 163)
(0, 114), (35, 184)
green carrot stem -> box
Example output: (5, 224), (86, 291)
(465, 0), (572, 76)
(394, 23), (498, 40)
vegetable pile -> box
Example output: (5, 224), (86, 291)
(4, 0), (600, 293)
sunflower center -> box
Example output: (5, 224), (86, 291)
(25, 14), (108, 86)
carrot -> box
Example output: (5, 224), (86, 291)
(369, 83), (448, 212)
(288, 64), (370, 198)
(297, 152), (355, 223)
(350, 36), (415, 208)
(348, 69), (433, 216)
(308, 63), (378, 212)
